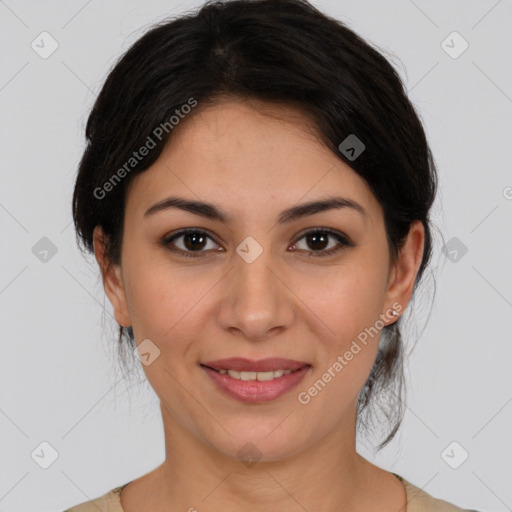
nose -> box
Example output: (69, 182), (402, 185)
(216, 244), (295, 342)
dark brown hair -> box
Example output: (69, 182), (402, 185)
(72, 0), (438, 450)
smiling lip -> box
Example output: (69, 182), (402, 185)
(200, 358), (311, 404)
(201, 357), (309, 372)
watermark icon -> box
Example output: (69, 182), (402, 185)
(134, 338), (161, 366)
(236, 441), (263, 468)
(297, 302), (402, 405)
(441, 441), (469, 469)
(441, 31), (469, 60)
(338, 134), (365, 161)
(93, 98), (198, 200)
(503, 186), (512, 200)
(31, 441), (59, 469)
(236, 236), (264, 264)
(31, 31), (59, 59)
(32, 236), (58, 263)
(442, 236), (468, 263)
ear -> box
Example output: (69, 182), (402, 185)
(93, 226), (132, 328)
(383, 220), (425, 322)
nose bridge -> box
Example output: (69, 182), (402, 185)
(218, 235), (294, 340)
(234, 235), (281, 306)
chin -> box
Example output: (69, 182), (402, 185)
(203, 420), (314, 465)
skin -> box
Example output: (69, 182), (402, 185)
(93, 98), (424, 511)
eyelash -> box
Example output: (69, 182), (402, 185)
(161, 228), (354, 259)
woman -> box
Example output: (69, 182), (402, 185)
(65, 0), (480, 510)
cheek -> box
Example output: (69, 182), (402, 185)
(298, 284), (383, 423)
(309, 257), (388, 334)
(123, 256), (212, 356)
(302, 259), (387, 388)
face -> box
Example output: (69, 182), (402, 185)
(95, 99), (424, 462)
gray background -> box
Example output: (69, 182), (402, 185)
(1, 0), (511, 510)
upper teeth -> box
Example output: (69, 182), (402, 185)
(219, 369), (294, 381)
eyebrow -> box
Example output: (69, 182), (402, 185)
(144, 195), (367, 224)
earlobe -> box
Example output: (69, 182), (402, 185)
(384, 220), (425, 322)
(92, 226), (132, 328)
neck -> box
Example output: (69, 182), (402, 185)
(152, 401), (372, 511)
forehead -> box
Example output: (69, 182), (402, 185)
(166, 99), (333, 175)
(125, 99), (381, 226)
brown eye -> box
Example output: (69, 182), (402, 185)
(181, 232), (208, 251)
(163, 229), (222, 258)
(290, 229), (354, 258)
(162, 227), (354, 259)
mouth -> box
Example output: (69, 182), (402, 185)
(203, 367), (299, 381)
(200, 357), (311, 403)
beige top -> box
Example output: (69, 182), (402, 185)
(63, 473), (478, 511)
